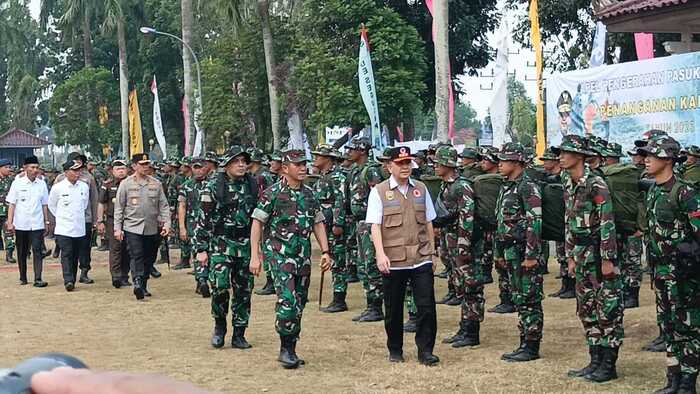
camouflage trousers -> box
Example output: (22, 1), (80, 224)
(479, 231), (495, 279)
(442, 232), (457, 297)
(574, 253), (625, 348)
(653, 264), (700, 374)
(484, 233), (511, 300)
(267, 252), (311, 337)
(619, 234), (643, 290)
(209, 253), (253, 328)
(505, 247), (544, 341)
(0, 216), (15, 251)
(329, 232), (347, 294)
(181, 221), (194, 261)
(188, 225), (208, 282)
(345, 218), (358, 280)
(455, 254), (485, 323)
(357, 221), (383, 305)
(555, 241), (567, 277)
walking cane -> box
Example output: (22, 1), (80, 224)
(318, 270), (325, 311)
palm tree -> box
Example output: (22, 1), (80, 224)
(433, 0), (449, 142)
(102, 0), (129, 156)
(219, 0), (282, 150)
(40, 0), (95, 67)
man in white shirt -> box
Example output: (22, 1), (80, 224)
(49, 160), (90, 291)
(6, 155), (50, 287)
(366, 146), (439, 366)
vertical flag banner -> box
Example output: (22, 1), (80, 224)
(490, 21), (510, 148)
(590, 21), (607, 67)
(529, 0), (546, 156)
(425, 0), (455, 139)
(192, 94), (203, 156)
(634, 33), (655, 60)
(151, 76), (167, 159)
(182, 97), (191, 155)
(128, 89), (144, 155)
(358, 25), (383, 150)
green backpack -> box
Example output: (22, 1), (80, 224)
(541, 181), (565, 242)
(473, 173), (503, 232)
(682, 164), (700, 183)
(420, 175), (442, 203)
(600, 163), (643, 236)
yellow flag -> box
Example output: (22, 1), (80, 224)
(98, 105), (108, 126)
(128, 89), (144, 155)
(529, 0), (546, 158)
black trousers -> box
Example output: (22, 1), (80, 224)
(77, 223), (92, 272)
(15, 230), (44, 282)
(124, 231), (158, 279)
(106, 221), (129, 280)
(55, 235), (81, 284)
(382, 263), (437, 356)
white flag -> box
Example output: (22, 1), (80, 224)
(590, 21), (607, 67)
(192, 93), (203, 157)
(150, 76), (167, 159)
(358, 29), (384, 150)
(489, 21), (510, 148)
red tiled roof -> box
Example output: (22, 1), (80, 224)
(596, 0), (690, 19)
(0, 128), (51, 148)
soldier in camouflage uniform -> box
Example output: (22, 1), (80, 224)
(0, 159), (16, 263)
(540, 148), (573, 299)
(351, 145), (387, 322)
(249, 149), (331, 369)
(194, 146), (257, 350)
(253, 151), (281, 296)
(172, 157), (194, 270)
(680, 145), (700, 183)
(556, 135), (624, 383)
(157, 160), (178, 266)
(638, 136), (700, 394)
(494, 142), (544, 362)
(179, 158), (211, 298)
(311, 145), (349, 313)
(434, 146), (483, 348)
(345, 137), (371, 289)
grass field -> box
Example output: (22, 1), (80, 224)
(1, 241), (667, 393)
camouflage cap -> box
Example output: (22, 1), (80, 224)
(479, 146), (499, 163)
(311, 144), (336, 158)
(191, 157), (206, 168)
(497, 142), (527, 162)
(553, 134), (594, 156)
(167, 158), (181, 168)
(247, 147), (264, 163)
(586, 136), (608, 157)
(634, 129), (668, 147)
(415, 151), (427, 160)
(435, 145), (458, 167)
(684, 145), (700, 157)
(204, 151), (219, 164)
(377, 147), (392, 162)
(604, 142), (623, 158)
(221, 145), (251, 166)
(459, 146), (479, 159)
(350, 136), (371, 152)
(281, 149), (308, 164)
(638, 135), (681, 159)
(181, 156), (192, 167)
(539, 146), (560, 161)
(270, 150), (283, 161)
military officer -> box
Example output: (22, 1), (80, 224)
(96, 159), (131, 288)
(179, 158), (211, 298)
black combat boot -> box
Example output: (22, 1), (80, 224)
(403, 313), (417, 333)
(5, 248), (15, 264)
(442, 321), (466, 344)
(321, 292), (348, 313)
(624, 286), (640, 309)
(278, 336), (300, 369)
(255, 275), (275, 296)
(643, 327), (666, 352)
(488, 293), (516, 314)
(437, 291), (457, 305)
(133, 276), (145, 300)
(143, 277), (152, 297)
(231, 326), (252, 349)
(549, 277), (566, 297)
(653, 366), (681, 394)
(445, 294), (461, 306)
(211, 318), (227, 348)
(501, 336), (526, 360)
(150, 266), (162, 278)
(352, 307), (370, 322)
(568, 345), (601, 378)
(558, 277), (576, 299)
(112, 278), (122, 288)
(677, 373), (698, 394)
(290, 335), (305, 365)
(79, 270), (94, 284)
(173, 257), (191, 270)
(197, 278), (210, 298)
(120, 277), (132, 287)
(585, 346), (619, 383)
(452, 320), (480, 348)
(358, 300), (384, 322)
(506, 340), (540, 362)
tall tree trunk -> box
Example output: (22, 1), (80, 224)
(433, 0), (449, 142)
(117, 17), (129, 157)
(181, 0), (195, 155)
(258, 0), (281, 150)
(82, 7), (93, 67)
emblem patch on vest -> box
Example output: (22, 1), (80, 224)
(413, 189), (421, 198)
(386, 190), (395, 201)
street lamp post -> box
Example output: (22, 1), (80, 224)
(224, 130), (231, 149)
(140, 26), (205, 154)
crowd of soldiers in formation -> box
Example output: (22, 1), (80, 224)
(1, 130), (698, 391)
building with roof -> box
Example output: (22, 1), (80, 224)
(594, 0), (700, 53)
(0, 128), (52, 166)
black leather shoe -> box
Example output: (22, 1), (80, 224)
(352, 308), (370, 322)
(150, 267), (162, 278)
(65, 282), (74, 292)
(19, 279), (28, 285)
(33, 280), (48, 288)
(133, 277), (145, 300)
(403, 317), (417, 333)
(445, 296), (461, 306)
(488, 302), (516, 314)
(120, 278), (132, 287)
(231, 327), (252, 349)
(358, 306), (383, 322)
(389, 352), (405, 363)
(436, 293), (456, 304)
(112, 279), (122, 289)
(211, 319), (226, 348)
(79, 271), (94, 284)
(418, 353), (440, 366)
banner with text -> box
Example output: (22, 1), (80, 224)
(546, 51), (700, 149)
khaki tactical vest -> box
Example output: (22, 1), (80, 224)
(376, 179), (434, 268)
